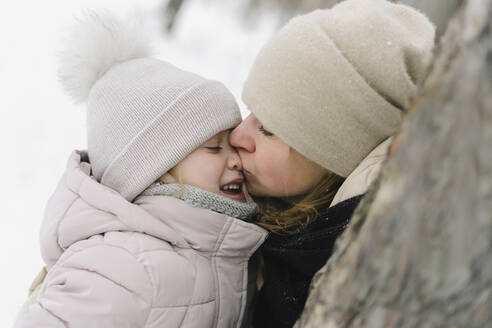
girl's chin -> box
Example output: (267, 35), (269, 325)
(220, 190), (246, 202)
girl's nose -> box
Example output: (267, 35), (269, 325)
(228, 149), (243, 171)
(229, 117), (256, 153)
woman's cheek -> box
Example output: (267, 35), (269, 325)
(259, 160), (289, 194)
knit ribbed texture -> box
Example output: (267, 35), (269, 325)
(140, 184), (257, 220)
(86, 58), (242, 201)
(243, 0), (435, 177)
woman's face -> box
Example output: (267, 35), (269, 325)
(167, 130), (247, 202)
(229, 114), (327, 198)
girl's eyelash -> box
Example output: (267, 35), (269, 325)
(259, 125), (274, 137)
(206, 146), (222, 151)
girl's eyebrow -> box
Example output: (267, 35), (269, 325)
(216, 130), (231, 142)
(223, 130), (234, 143)
(204, 134), (221, 145)
(205, 130), (230, 145)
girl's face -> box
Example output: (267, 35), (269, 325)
(229, 114), (327, 198)
(168, 130), (246, 202)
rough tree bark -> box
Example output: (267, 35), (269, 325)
(295, 0), (492, 327)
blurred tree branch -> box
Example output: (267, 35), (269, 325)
(162, 0), (185, 32)
(162, 0), (462, 40)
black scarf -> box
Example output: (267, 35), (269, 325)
(252, 195), (364, 328)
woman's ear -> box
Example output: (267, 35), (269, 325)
(161, 172), (178, 184)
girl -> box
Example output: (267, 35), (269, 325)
(230, 0), (436, 327)
(15, 12), (266, 328)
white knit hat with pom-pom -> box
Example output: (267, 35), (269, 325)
(58, 11), (241, 201)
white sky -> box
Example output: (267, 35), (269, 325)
(0, 0), (277, 325)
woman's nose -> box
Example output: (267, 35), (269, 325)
(229, 118), (256, 153)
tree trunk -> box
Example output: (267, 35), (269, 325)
(295, 0), (492, 327)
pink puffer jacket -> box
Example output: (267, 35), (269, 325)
(15, 150), (267, 328)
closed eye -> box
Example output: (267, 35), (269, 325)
(258, 125), (274, 137)
(205, 146), (222, 151)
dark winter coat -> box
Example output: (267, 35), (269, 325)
(252, 195), (364, 328)
(251, 137), (392, 328)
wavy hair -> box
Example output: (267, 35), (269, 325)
(254, 171), (344, 234)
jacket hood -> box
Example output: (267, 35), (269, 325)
(40, 150), (267, 268)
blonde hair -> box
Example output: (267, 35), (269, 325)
(254, 172), (344, 234)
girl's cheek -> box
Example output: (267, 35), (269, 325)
(205, 157), (227, 176)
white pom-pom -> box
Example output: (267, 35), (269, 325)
(58, 11), (151, 103)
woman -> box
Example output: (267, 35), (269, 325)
(230, 0), (435, 327)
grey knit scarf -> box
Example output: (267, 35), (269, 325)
(140, 184), (257, 221)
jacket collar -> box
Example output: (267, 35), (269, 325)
(134, 195), (267, 255)
(330, 137), (392, 207)
(263, 195), (363, 273)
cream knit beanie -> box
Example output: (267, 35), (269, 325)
(58, 12), (241, 201)
(243, 0), (435, 177)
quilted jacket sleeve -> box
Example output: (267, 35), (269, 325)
(15, 241), (154, 328)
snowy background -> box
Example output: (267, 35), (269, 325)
(0, 0), (278, 325)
